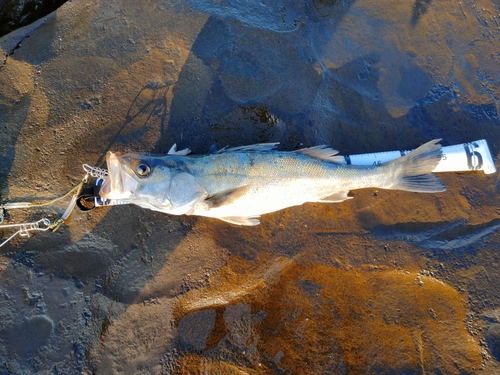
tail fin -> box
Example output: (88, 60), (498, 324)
(386, 139), (446, 193)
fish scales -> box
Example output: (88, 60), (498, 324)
(190, 152), (381, 195)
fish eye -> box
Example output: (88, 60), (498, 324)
(135, 163), (151, 177)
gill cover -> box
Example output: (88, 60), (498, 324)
(165, 171), (208, 214)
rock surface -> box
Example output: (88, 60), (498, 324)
(0, 0), (499, 373)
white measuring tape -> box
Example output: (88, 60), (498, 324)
(343, 139), (496, 174)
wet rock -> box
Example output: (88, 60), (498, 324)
(174, 257), (482, 374)
(0, 0), (499, 373)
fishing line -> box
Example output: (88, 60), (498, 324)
(0, 165), (99, 248)
(2, 182), (83, 210)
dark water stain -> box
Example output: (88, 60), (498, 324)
(177, 309), (217, 352)
(2, 315), (53, 357)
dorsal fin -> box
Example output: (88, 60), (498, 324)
(217, 143), (279, 153)
(295, 145), (344, 164)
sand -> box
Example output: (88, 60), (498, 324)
(0, 0), (499, 373)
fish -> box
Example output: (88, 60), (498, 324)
(99, 140), (445, 226)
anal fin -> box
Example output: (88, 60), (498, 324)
(218, 216), (261, 226)
(317, 191), (352, 203)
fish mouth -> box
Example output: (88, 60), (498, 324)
(100, 152), (137, 200)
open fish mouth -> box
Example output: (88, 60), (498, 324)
(99, 152), (137, 200)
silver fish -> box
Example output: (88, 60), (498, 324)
(99, 140), (445, 225)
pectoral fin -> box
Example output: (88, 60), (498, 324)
(317, 191), (352, 203)
(218, 216), (261, 226)
(204, 186), (250, 208)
